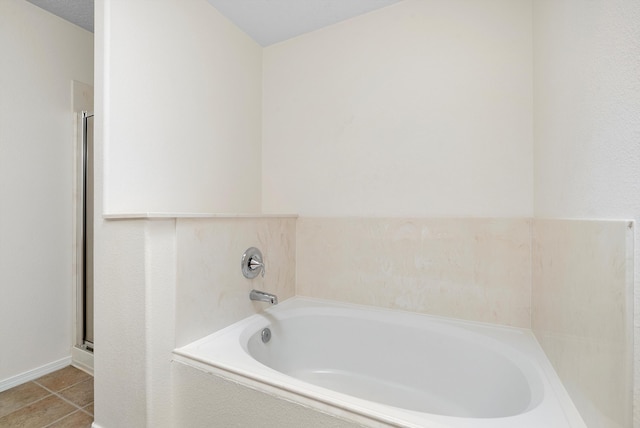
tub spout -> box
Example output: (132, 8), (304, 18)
(250, 289), (278, 305)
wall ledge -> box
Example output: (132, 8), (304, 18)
(103, 213), (298, 220)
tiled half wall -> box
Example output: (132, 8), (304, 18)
(175, 217), (296, 346)
(297, 218), (532, 328)
(173, 216), (633, 426)
(532, 219), (634, 428)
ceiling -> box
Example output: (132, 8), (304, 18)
(26, 0), (94, 33)
(25, 0), (403, 46)
(205, 0), (403, 46)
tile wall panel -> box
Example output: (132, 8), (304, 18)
(532, 219), (633, 428)
(297, 218), (532, 327)
(175, 217), (296, 346)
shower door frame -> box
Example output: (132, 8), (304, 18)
(75, 110), (94, 352)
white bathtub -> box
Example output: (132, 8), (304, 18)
(173, 297), (585, 428)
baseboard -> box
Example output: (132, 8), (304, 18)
(71, 346), (94, 375)
(0, 356), (72, 392)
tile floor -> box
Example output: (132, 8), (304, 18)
(0, 366), (93, 427)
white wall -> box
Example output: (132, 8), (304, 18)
(533, 0), (640, 219)
(0, 0), (93, 386)
(94, 0), (263, 425)
(533, 0), (640, 425)
(262, 0), (533, 217)
(104, 0), (262, 215)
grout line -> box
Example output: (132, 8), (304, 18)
(33, 372), (90, 393)
(54, 377), (92, 394)
(1, 368), (93, 426)
(0, 382), (50, 416)
(41, 410), (83, 428)
(0, 391), (54, 421)
(34, 381), (93, 415)
(78, 403), (94, 417)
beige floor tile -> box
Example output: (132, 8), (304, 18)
(0, 382), (50, 418)
(58, 378), (94, 408)
(0, 395), (75, 427)
(83, 403), (94, 416)
(35, 366), (91, 392)
(46, 410), (94, 428)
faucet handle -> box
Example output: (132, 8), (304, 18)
(242, 247), (265, 279)
(249, 257), (265, 277)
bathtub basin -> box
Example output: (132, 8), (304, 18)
(173, 297), (585, 427)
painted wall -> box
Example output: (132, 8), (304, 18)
(0, 0), (93, 387)
(262, 0), (533, 217)
(94, 0), (264, 425)
(94, 4), (179, 424)
(532, 1), (640, 426)
(533, 0), (640, 220)
(92, 219), (151, 427)
(103, 0), (262, 215)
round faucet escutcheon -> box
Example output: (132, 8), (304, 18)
(241, 247), (265, 279)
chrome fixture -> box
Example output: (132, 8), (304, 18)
(261, 327), (272, 343)
(250, 289), (278, 305)
(241, 247), (265, 279)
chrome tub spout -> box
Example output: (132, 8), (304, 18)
(250, 289), (278, 305)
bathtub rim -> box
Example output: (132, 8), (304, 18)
(173, 296), (586, 428)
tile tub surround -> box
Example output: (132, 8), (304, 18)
(175, 217), (296, 346)
(0, 365), (94, 427)
(532, 219), (634, 428)
(296, 217), (532, 328)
